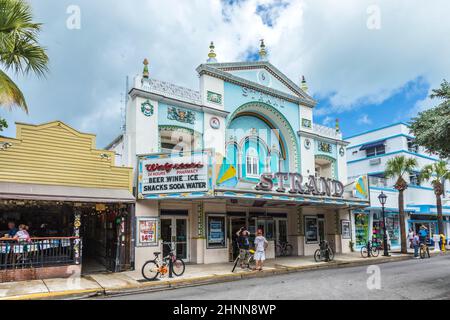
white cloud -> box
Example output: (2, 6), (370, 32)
(322, 116), (333, 126)
(357, 114), (372, 125)
(2, 0), (450, 145)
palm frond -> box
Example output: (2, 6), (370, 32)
(0, 0), (48, 77)
(0, 69), (27, 112)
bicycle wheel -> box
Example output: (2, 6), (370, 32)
(314, 249), (321, 262)
(247, 255), (256, 269)
(142, 260), (159, 281)
(172, 258), (185, 276)
(285, 244), (293, 256)
(361, 246), (369, 258)
(419, 246), (426, 259)
(231, 256), (240, 273)
(328, 247), (335, 261)
(275, 244), (282, 257)
(371, 247), (380, 257)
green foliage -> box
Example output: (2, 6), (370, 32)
(384, 156), (418, 180)
(410, 80), (450, 159)
(0, 0), (48, 111)
(0, 117), (7, 131)
(419, 161), (450, 187)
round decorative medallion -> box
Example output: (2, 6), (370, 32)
(210, 117), (220, 129)
(257, 70), (271, 87)
(339, 147), (345, 157)
(304, 139), (311, 150)
(141, 100), (154, 117)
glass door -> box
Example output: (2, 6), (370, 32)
(160, 217), (189, 261)
(318, 218), (325, 242)
(275, 219), (288, 244)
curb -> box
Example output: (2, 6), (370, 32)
(3, 254), (417, 300)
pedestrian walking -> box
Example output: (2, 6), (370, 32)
(413, 232), (420, 258)
(408, 228), (414, 249)
(253, 229), (268, 271)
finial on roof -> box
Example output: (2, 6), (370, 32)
(207, 41), (217, 63)
(259, 39), (267, 61)
(142, 58), (149, 79)
(335, 118), (340, 133)
(301, 75), (308, 92)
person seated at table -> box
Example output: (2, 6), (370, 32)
(13, 225), (31, 242)
(5, 221), (18, 238)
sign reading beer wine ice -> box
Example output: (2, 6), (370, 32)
(138, 152), (209, 197)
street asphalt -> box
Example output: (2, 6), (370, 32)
(95, 254), (450, 300)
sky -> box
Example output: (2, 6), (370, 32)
(1, 0), (449, 147)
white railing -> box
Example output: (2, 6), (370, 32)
(138, 77), (202, 105)
(313, 123), (342, 140)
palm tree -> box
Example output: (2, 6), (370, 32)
(384, 156), (418, 254)
(419, 161), (450, 237)
(0, 0), (48, 112)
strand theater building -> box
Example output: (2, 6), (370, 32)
(108, 42), (369, 269)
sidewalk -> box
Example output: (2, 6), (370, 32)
(0, 250), (444, 300)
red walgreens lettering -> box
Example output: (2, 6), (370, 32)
(145, 162), (203, 173)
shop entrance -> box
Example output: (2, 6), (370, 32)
(274, 219), (288, 244)
(160, 216), (189, 261)
(228, 216), (246, 261)
(80, 205), (131, 274)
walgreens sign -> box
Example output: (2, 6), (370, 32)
(139, 153), (209, 195)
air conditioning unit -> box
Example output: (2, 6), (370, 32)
(369, 158), (381, 165)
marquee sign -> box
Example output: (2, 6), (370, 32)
(138, 151), (211, 198)
(255, 172), (345, 198)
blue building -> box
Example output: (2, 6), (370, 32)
(346, 122), (450, 249)
(108, 41), (368, 268)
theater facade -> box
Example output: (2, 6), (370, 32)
(108, 42), (369, 269)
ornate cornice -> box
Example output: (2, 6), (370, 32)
(196, 64), (316, 108)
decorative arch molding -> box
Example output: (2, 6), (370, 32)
(239, 135), (270, 155)
(314, 154), (337, 179)
(227, 102), (300, 171)
(158, 125), (203, 151)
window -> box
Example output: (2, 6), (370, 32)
(366, 145), (385, 157)
(207, 215), (226, 248)
(304, 216), (319, 243)
(409, 172), (421, 186)
(407, 138), (419, 153)
(315, 166), (321, 178)
(246, 148), (259, 178)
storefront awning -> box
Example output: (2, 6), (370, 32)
(359, 140), (386, 151)
(0, 182), (135, 203)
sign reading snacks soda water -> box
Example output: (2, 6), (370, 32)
(139, 153), (209, 195)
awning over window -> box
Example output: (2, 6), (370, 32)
(359, 140), (386, 151)
(0, 182), (135, 203)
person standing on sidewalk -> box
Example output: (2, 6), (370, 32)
(408, 228), (414, 249)
(413, 232), (420, 258)
(253, 229), (268, 271)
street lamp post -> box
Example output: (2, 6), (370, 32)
(378, 192), (390, 257)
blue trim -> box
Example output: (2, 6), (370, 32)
(347, 150), (440, 164)
(347, 134), (415, 150)
(408, 185), (434, 191)
(359, 139), (386, 151)
(344, 122), (410, 139)
(370, 186), (397, 192)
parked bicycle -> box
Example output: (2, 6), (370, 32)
(314, 240), (334, 262)
(361, 240), (380, 258)
(231, 246), (256, 272)
(275, 241), (293, 257)
(141, 243), (186, 281)
(419, 242), (430, 259)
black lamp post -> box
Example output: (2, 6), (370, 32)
(378, 192), (390, 257)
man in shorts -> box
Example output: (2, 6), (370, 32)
(253, 229), (268, 271)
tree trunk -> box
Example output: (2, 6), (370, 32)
(436, 195), (445, 236)
(398, 190), (407, 254)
